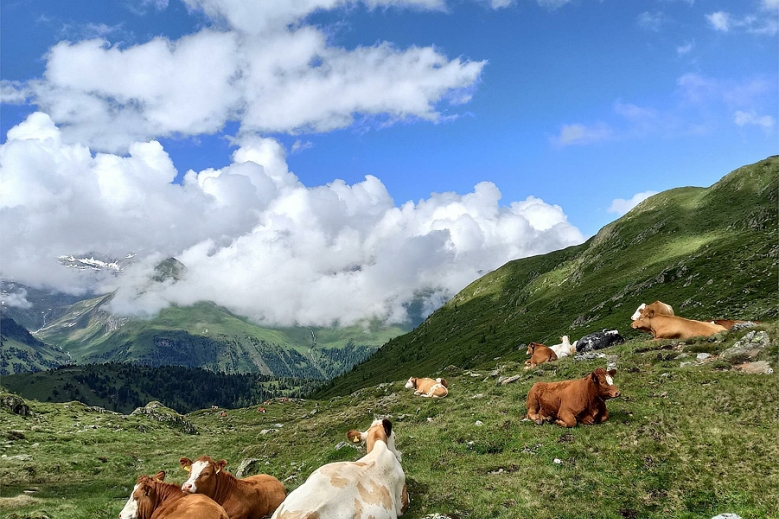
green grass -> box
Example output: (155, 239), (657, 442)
(1, 324), (777, 518)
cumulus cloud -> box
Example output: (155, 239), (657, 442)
(608, 191), (659, 216)
(734, 110), (775, 129)
(676, 42), (694, 55)
(17, 3), (485, 153)
(0, 113), (584, 327)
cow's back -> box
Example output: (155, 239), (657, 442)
(240, 474), (286, 518)
(272, 446), (404, 519)
(152, 494), (228, 519)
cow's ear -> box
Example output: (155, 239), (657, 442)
(215, 460), (227, 474)
(346, 429), (364, 444)
(608, 369), (617, 377)
(382, 418), (393, 438)
(179, 458), (192, 472)
(646, 308), (655, 318)
(153, 471), (166, 482)
(591, 372), (599, 382)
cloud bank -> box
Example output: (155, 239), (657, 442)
(0, 113), (584, 327)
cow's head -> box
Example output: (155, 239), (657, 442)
(119, 472), (165, 519)
(346, 418), (401, 462)
(405, 377), (417, 389)
(590, 368), (620, 399)
(526, 342), (544, 355)
(179, 456), (226, 495)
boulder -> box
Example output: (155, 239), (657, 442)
(721, 331), (770, 360)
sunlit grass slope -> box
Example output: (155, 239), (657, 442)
(1, 323), (777, 518)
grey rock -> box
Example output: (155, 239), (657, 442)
(1, 395), (32, 417)
(130, 401), (197, 435)
(499, 375), (522, 385)
(573, 352), (606, 361)
(335, 441), (359, 451)
(721, 331), (770, 360)
(711, 514), (742, 519)
(235, 458), (260, 478)
(696, 353), (711, 360)
(1, 454), (33, 461)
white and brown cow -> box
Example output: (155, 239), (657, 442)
(548, 336), (576, 359)
(271, 419), (409, 519)
(631, 301), (674, 321)
(631, 311), (727, 340)
(179, 456), (286, 519)
(405, 377), (448, 398)
(120, 471), (229, 519)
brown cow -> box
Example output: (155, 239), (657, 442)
(631, 311), (727, 339)
(405, 377), (448, 398)
(119, 471), (229, 519)
(179, 457), (286, 519)
(711, 319), (759, 330)
(524, 342), (557, 369)
(525, 368), (620, 427)
(631, 300), (674, 321)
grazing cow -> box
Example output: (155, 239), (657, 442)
(524, 342), (558, 368)
(405, 377), (448, 398)
(271, 419), (409, 519)
(179, 456), (286, 519)
(631, 311), (727, 339)
(120, 471), (228, 519)
(548, 336), (576, 359)
(575, 330), (625, 352)
(525, 368), (620, 428)
(631, 301), (674, 321)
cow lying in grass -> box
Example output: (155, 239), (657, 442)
(120, 471), (228, 519)
(179, 456), (286, 519)
(524, 342), (557, 368)
(631, 310), (727, 339)
(525, 368), (620, 427)
(631, 300), (674, 321)
(271, 419), (409, 519)
(405, 377), (448, 398)
(549, 336), (576, 359)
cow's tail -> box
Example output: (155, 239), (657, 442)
(436, 378), (448, 388)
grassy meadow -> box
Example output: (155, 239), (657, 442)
(1, 323), (777, 519)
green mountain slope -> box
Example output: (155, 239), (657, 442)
(0, 315), (69, 375)
(314, 156), (779, 398)
(33, 297), (408, 379)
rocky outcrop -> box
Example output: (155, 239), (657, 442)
(1, 393), (32, 417)
(130, 401), (197, 435)
(721, 331), (770, 361)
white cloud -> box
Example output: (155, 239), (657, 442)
(0, 113), (584, 326)
(535, 0), (572, 9)
(706, 9), (777, 36)
(676, 41), (694, 55)
(608, 191), (659, 216)
(552, 123), (612, 146)
(638, 11), (664, 31)
(734, 110), (775, 129)
(764, 0), (779, 9)
(0, 81), (30, 104)
(706, 11), (730, 31)
(17, 3), (486, 153)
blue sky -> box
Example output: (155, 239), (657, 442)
(1, 0), (777, 326)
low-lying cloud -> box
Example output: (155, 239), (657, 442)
(0, 113), (584, 327)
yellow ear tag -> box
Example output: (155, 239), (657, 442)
(353, 436), (361, 443)
(183, 466), (191, 472)
(154, 477), (162, 483)
(216, 467), (221, 474)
